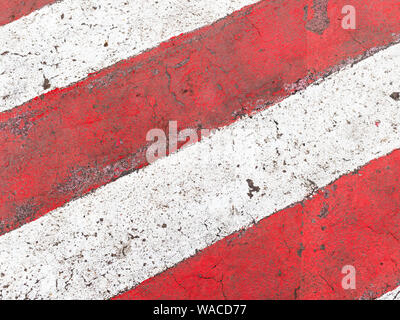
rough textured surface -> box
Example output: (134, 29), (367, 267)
(0, 0), (258, 111)
(305, 0), (330, 35)
(115, 149), (400, 300)
(0, 43), (399, 299)
(0, 0), (56, 26)
(0, 0), (399, 235)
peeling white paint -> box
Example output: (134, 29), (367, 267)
(0, 43), (399, 299)
(0, 0), (259, 112)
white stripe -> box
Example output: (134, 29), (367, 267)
(378, 287), (400, 300)
(0, 0), (258, 112)
(0, 43), (400, 300)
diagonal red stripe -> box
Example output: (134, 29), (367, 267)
(0, 0), (399, 235)
(114, 149), (400, 300)
(0, 0), (57, 26)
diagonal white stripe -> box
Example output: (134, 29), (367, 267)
(378, 287), (400, 300)
(0, 43), (400, 299)
(0, 0), (258, 113)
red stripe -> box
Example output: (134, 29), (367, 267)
(1, 0), (399, 235)
(113, 149), (400, 300)
(0, 0), (56, 26)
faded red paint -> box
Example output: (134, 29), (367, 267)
(0, 0), (56, 26)
(0, 0), (399, 234)
(114, 149), (400, 300)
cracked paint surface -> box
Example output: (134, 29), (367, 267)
(0, 42), (399, 299)
(0, 0), (399, 235)
(0, 0), (260, 112)
(115, 149), (400, 300)
(0, 0), (56, 26)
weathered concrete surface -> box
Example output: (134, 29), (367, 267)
(0, 0), (259, 111)
(0, 0), (56, 26)
(0, 0), (399, 235)
(0, 43), (399, 299)
(116, 149), (400, 300)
